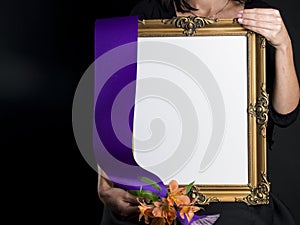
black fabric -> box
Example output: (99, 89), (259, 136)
(129, 0), (276, 19)
(100, 0), (299, 224)
(100, 207), (140, 225)
(101, 193), (296, 225)
(129, 0), (174, 20)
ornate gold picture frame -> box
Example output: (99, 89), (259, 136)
(133, 17), (269, 206)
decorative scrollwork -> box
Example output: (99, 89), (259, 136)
(188, 186), (219, 205)
(259, 35), (266, 48)
(164, 16), (217, 36)
(246, 31), (254, 38)
(248, 83), (269, 137)
(232, 18), (239, 24)
(236, 172), (270, 205)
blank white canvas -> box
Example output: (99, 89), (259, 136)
(133, 36), (248, 185)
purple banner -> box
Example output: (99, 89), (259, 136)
(93, 16), (167, 196)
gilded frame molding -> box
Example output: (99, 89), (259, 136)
(137, 17), (269, 206)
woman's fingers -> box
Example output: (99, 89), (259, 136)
(123, 191), (140, 205)
(124, 205), (140, 217)
(238, 8), (282, 29)
(237, 8), (289, 48)
(240, 10), (281, 23)
(241, 8), (281, 16)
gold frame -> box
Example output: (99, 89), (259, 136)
(137, 17), (269, 206)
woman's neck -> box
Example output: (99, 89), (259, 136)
(176, 0), (244, 19)
(188, 0), (227, 12)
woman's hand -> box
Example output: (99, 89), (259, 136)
(97, 169), (140, 221)
(237, 8), (290, 50)
(99, 186), (140, 220)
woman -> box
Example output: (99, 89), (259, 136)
(98, 0), (300, 224)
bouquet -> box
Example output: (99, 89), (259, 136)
(129, 177), (220, 225)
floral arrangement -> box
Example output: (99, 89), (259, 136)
(129, 177), (220, 225)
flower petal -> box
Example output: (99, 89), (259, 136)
(185, 214), (220, 225)
(168, 180), (179, 193)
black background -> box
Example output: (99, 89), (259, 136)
(1, 0), (299, 224)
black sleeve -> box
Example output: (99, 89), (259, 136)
(129, 0), (175, 19)
(266, 44), (300, 128)
(269, 101), (300, 127)
(244, 0), (271, 9)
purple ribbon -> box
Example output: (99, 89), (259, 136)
(93, 16), (167, 197)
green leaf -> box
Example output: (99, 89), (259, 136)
(128, 190), (160, 202)
(128, 190), (143, 198)
(185, 181), (195, 194)
(140, 190), (160, 202)
(138, 176), (162, 191)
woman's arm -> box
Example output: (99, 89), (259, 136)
(237, 8), (300, 114)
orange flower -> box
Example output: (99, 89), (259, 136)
(138, 199), (154, 224)
(167, 180), (190, 206)
(179, 205), (201, 222)
(152, 198), (177, 225)
(135, 179), (207, 225)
